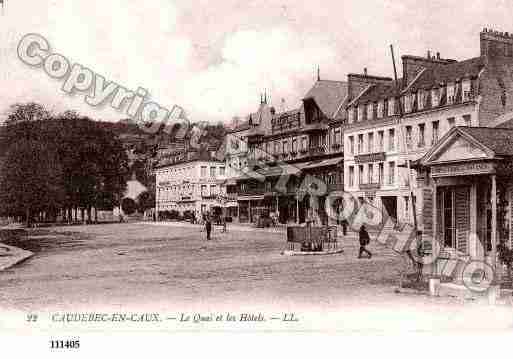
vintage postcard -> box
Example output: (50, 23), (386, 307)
(1, 0), (513, 355)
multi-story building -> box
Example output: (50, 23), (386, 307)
(229, 78), (348, 224)
(155, 149), (227, 219)
(344, 29), (513, 240)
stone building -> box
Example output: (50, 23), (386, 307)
(154, 148), (227, 219)
(227, 78), (347, 224)
(344, 28), (513, 236)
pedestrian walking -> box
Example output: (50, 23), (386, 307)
(221, 215), (227, 233)
(358, 225), (372, 259)
(205, 212), (212, 241)
(341, 219), (348, 236)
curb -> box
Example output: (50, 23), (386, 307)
(0, 244), (34, 271)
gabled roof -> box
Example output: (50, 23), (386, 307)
(457, 126), (513, 156)
(420, 126), (513, 166)
(303, 80), (348, 118)
(405, 57), (485, 93)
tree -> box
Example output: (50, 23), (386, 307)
(0, 139), (65, 226)
(137, 190), (155, 213)
(121, 198), (137, 215)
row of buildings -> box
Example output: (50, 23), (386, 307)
(155, 28), (513, 267)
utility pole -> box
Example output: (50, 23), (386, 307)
(390, 45), (421, 273)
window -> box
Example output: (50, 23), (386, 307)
(301, 137), (307, 151)
(334, 129), (340, 145)
(210, 184), (217, 195)
(368, 164), (373, 184)
(448, 117), (455, 128)
(378, 162), (384, 184)
(358, 105), (364, 122)
(201, 166), (207, 177)
(388, 161), (395, 185)
(275, 141), (281, 154)
(388, 129), (395, 151)
(358, 165), (364, 185)
(367, 103), (373, 120)
(378, 131), (384, 151)
(447, 83), (455, 104)
(349, 166), (354, 187)
(377, 101), (384, 118)
(462, 80), (472, 101)
(283, 140), (288, 154)
(210, 166), (216, 178)
(348, 107), (355, 123)
(349, 136), (355, 155)
(358, 134), (364, 154)
(388, 98), (395, 116)
(292, 138), (297, 152)
(383, 99), (389, 117)
(368, 132), (374, 153)
(432, 121), (439, 144)
(404, 95), (412, 113)
(463, 114), (471, 126)
(219, 166), (225, 176)
(201, 184), (207, 195)
(418, 90), (425, 110)
(404, 196), (410, 219)
(405, 126), (413, 149)
(418, 123), (425, 147)
(431, 88), (440, 107)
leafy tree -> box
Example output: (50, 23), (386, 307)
(137, 190), (155, 212)
(0, 138), (65, 226)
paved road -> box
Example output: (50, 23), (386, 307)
(1, 223), (511, 331)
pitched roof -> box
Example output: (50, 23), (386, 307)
(405, 57), (485, 92)
(303, 80), (348, 118)
(457, 126), (513, 156)
(350, 80), (401, 106)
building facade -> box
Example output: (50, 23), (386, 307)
(155, 153), (227, 219)
(228, 79), (348, 224)
(344, 29), (513, 234)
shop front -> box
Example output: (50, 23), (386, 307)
(419, 127), (513, 279)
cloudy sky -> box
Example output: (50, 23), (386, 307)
(1, 0), (513, 123)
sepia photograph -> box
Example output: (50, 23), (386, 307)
(1, 0), (513, 355)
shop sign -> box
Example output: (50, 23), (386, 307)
(355, 152), (386, 163)
(431, 161), (495, 177)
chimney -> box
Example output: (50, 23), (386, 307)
(364, 68), (368, 76)
(480, 28), (513, 58)
(436, 52), (440, 59)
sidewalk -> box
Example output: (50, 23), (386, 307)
(0, 243), (34, 271)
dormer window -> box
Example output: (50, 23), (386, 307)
(431, 88), (440, 107)
(388, 98), (395, 116)
(417, 90), (424, 110)
(462, 79), (472, 101)
(348, 107), (355, 123)
(367, 103), (373, 120)
(377, 100), (384, 118)
(447, 83), (455, 105)
(358, 105), (365, 122)
(404, 94), (412, 113)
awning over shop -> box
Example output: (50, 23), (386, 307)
(302, 157), (343, 170)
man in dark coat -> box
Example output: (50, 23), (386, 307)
(358, 225), (372, 258)
(205, 212), (212, 241)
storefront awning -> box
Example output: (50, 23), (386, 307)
(302, 157), (343, 170)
